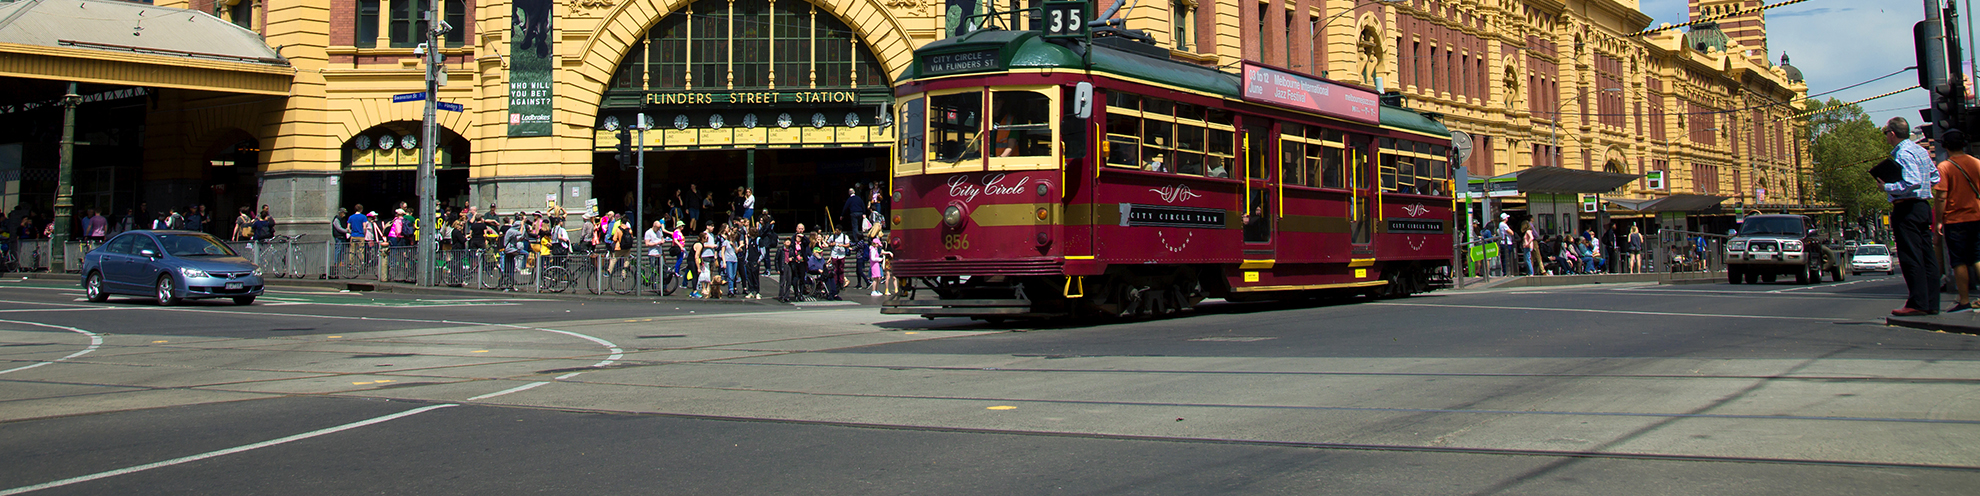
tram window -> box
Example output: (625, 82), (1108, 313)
(1206, 128), (1234, 178)
(1282, 140), (1304, 187)
(1320, 144), (1343, 188)
(1428, 145), (1449, 179)
(1144, 98), (1174, 117)
(1303, 140), (1324, 188)
(1244, 125), (1267, 180)
(1379, 138), (1399, 192)
(1244, 189), (1271, 243)
(1143, 120), (1173, 172)
(989, 90), (1052, 157)
(1208, 108), (1234, 126)
(898, 97), (926, 164)
(1175, 123), (1206, 175)
(1108, 91), (1141, 110)
(929, 91), (983, 163)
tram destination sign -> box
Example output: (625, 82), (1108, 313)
(1386, 219), (1446, 234)
(1240, 63), (1380, 125)
(1121, 204), (1227, 229)
(921, 49), (1002, 76)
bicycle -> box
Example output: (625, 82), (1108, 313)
(281, 234), (308, 278)
(539, 251), (598, 293)
(253, 237), (291, 277)
(661, 251), (697, 296)
(334, 241), (379, 280)
(604, 255), (664, 295)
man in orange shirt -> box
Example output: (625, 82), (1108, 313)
(1937, 129), (1980, 312)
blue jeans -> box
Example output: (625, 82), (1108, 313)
(1518, 248), (1535, 276)
(725, 261), (738, 294)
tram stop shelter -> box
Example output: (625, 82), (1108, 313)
(1469, 166), (1641, 236)
(0, 0), (293, 270)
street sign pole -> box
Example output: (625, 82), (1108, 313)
(416, 7), (447, 286)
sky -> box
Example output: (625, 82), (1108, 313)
(1639, 0), (1935, 130)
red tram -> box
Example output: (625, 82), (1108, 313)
(882, 27), (1455, 319)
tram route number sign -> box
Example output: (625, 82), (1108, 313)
(1041, 1), (1089, 39)
(922, 49), (1001, 76)
(1121, 204), (1226, 229)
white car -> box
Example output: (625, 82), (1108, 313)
(1849, 244), (1894, 275)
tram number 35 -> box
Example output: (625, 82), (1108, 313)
(943, 234), (971, 250)
(1042, 2), (1088, 38)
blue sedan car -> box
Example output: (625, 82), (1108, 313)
(81, 230), (264, 305)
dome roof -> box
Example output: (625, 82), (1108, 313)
(1686, 22), (1729, 53)
(1780, 53), (1804, 82)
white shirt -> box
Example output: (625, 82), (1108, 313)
(644, 228), (664, 257)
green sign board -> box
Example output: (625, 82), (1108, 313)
(1483, 242), (1499, 260)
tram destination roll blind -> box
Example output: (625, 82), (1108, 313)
(1121, 204), (1227, 229)
(923, 49), (1000, 76)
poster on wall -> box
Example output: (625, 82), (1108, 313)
(945, 0), (993, 37)
(508, 0), (556, 136)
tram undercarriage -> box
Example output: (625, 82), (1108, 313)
(881, 263), (1441, 321)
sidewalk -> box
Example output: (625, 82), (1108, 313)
(1453, 271), (1723, 290)
(9, 271), (902, 306)
(1886, 312), (1980, 335)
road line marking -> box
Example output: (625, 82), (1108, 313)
(1367, 302), (1839, 321)
(0, 403), (458, 496)
(0, 307), (119, 313)
(467, 381), (550, 400)
(0, 319), (101, 376)
(554, 372), (582, 380)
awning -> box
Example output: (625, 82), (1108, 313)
(1607, 194), (1730, 213)
(0, 0), (292, 95)
(1491, 166), (1641, 194)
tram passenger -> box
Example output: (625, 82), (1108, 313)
(1144, 154), (1166, 172)
(1208, 157), (1230, 178)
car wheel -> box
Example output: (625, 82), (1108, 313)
(85, 272), (108, 302)
(1745, 271), (1760, 284)
(1794, 266), (1810, 284)
(155, 276), (180, 306)
(233, 296), (255, 305)
(1831, 265), (1846, 282)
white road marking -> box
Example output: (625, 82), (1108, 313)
(1368, 302), (1840, 321)
(0, 403), (458, 496)
(0, 319), (102, 376)
(466, 382), (550, 400)
(0, 307), (119, 314)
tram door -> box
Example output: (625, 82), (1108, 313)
(1241, 122), (1275, 258)
(1348, 134), (1374, 246)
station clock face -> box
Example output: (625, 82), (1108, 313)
(401, 134), (417, 149)
(742, 113), (758, 129)
(845, 112), (860, 127)
(377, 135), (395, 150)
(812, 112), (827, 129)
(674, 114), (690, 130)
(354, 135), (372, 150)
(777, 113), (793, 128)
(709, 114), (725, 130)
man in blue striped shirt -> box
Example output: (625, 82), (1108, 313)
(1884, 117), (1942, 316)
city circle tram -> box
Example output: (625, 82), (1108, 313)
(883, 15), (1455, 320)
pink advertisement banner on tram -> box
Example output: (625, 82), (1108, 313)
(1240, 63), (1381, 125)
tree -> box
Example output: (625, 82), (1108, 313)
(1807, 98), (1893, 237)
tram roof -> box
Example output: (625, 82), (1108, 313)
(905, 29), (1448, 140)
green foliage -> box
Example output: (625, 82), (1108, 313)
(1807, 98), (1892, 220)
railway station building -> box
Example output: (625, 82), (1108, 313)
(2, 0), (1811, 239)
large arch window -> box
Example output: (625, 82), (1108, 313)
(609, 0), (887, 90)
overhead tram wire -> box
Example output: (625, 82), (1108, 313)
(1629, 0), (1815, 37)
(1781, 85), (1924, 122)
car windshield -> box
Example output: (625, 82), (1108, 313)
(157, 233), (237, 257)
(1856, 245), (1888, 256)
(1737, 217), (1805, 236)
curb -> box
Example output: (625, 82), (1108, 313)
(1885, 315), (1980, 335)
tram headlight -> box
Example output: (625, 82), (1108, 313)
(943, 205), (964, 227)
(1036, 182), (1049, 197)
(892, 189), (904, 204)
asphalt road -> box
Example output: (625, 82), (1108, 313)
(1, 274), (1977, 495)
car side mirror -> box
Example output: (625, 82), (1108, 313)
(138, 249), (158, 258)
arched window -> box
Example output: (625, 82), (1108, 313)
(609, 0), (888, 91)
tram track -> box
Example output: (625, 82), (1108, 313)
(686, 359), (1980, 384)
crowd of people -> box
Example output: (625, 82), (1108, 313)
(319, 182), (896, 300)
(1487, 214), (1651, 277)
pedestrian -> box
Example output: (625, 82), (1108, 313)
(185, 205), (204, 234)
(868, 236), (886, 296)
(1627, 225), (1644, 274)
(827, 228), (849, 299)
(742, 187), (756, 220)
(1496, 214), (1514, 276)
(1940, 129), (1980, 312)
(331, 207), (350, 264)
(1882, 117), (1942, 316)
(115, 208), (135, 235)
(697, 224), (718, 298)
(233, 206), (254, 241)
(843, 187), (866, 237)
(1519, 220), (1537, 276)
(500, 216), (526, 290)
(87, 209), (108, 243)
(721, 224), (739, 297)
(644, 220), (667, 282)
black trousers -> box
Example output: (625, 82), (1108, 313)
(1893, 199), (1941, 312)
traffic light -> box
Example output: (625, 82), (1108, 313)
(1934, 81), (1966, 132)
(614, 128), (632, 170)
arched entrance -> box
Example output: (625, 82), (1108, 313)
(592, 0), (898, 229)
(338, 122), (470, 217)
(200, 132), (261, 238)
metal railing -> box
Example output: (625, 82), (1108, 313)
(1654, 230), (1731, 274)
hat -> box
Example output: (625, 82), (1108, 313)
(367, 211), (378, 216)
(1499, 213), (1510, 219)
(394, 208), (405, 214)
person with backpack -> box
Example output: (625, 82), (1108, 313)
(499, 216), (526, 290)
(1939, 129), (1980, 313)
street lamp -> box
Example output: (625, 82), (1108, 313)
(1550, 87), (1623, 168)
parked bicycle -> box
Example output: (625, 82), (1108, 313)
(604, 256), (663, 295)
(539, 252), (599, 293)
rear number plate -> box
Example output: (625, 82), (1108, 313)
(225, 282), (244, 290)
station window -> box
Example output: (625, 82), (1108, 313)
(355, 0), (379, 47)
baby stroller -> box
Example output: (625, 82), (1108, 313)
(804, 251), (830, 300)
